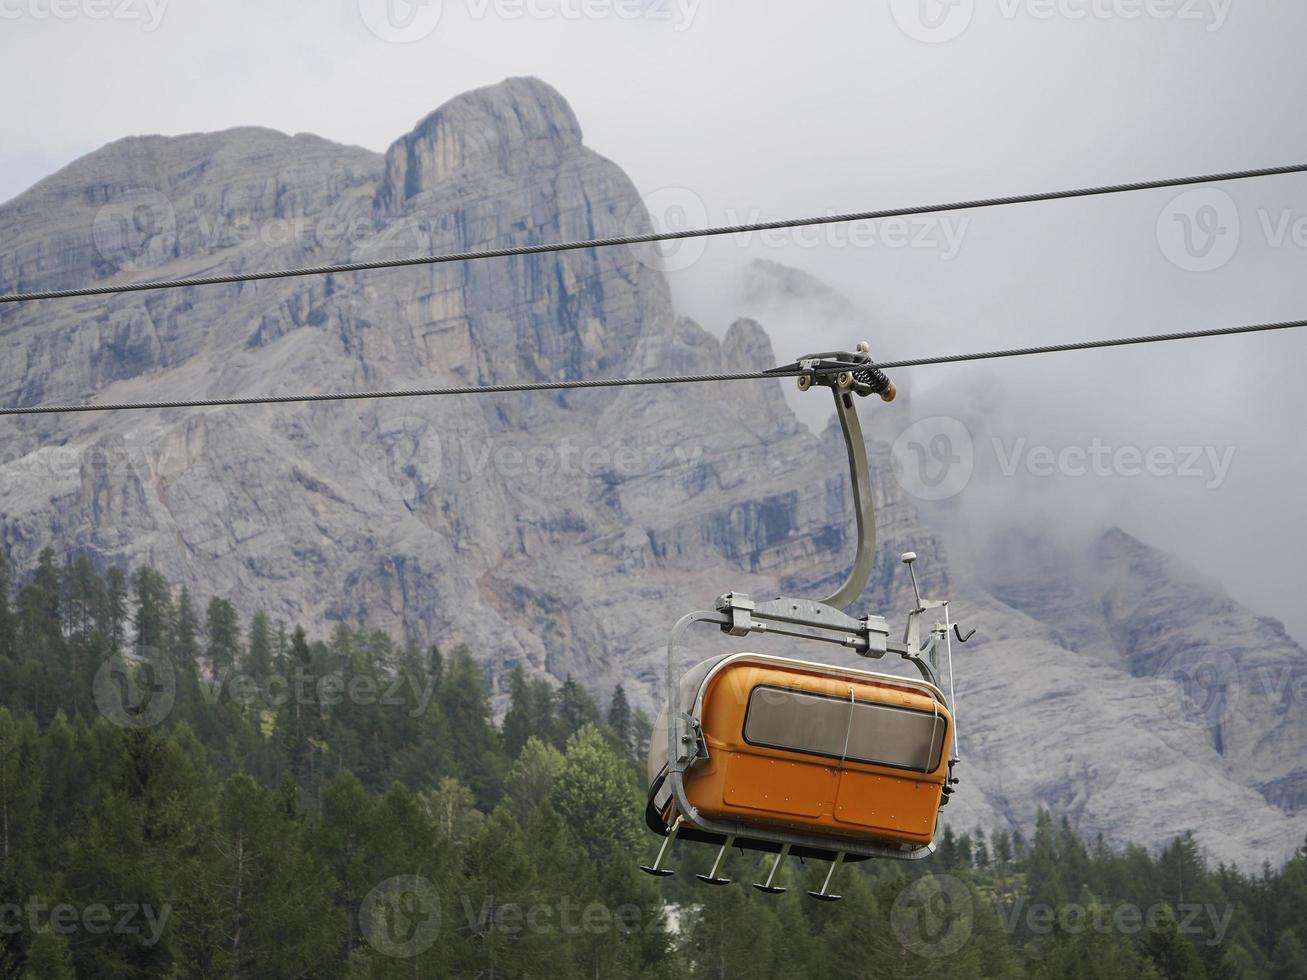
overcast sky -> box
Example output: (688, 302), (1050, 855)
(3, 0), (1306, 640)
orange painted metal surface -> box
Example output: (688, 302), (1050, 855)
(681, 660), (952, 847)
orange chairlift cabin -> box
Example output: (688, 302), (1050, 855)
(642, 344), (972, 901)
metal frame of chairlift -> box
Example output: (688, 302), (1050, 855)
(643, 344), (965, 900)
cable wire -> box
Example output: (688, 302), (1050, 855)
(3, 317), (1303, 418)
(869, 317), (1307, 370)
(3, 162), (1306, 305)
(0, 368), (813, 417)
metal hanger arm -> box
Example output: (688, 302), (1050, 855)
(821, 388), (876, 611)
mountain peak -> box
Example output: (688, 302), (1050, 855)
(377, 76), (583, 210)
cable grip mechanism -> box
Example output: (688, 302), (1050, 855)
(770, 342), (897, 611)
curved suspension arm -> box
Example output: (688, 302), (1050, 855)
(821, 388), (876, 611)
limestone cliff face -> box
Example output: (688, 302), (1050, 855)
(988, 526), (1307, 816)
(376, 76), (585, 207)
(0, 77), (1303, 866)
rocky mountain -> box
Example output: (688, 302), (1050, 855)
(1, 76), (1303, 867)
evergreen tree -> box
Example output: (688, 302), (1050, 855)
(1270, 928), (1307, 980)
(21, 928), (76, 980)
(0, 708), (43, 895)
(684, 874), (782, 980)
(1143, 905), (1206, 980)
(456, 807), (548, 979)
(994, 829), (1013, 866)
(245, 611), (274, 680)
(973, 825), (990, 869)
(133, 566), (175, 652)
(1200, 938), (1241, 980)
(274, 627), (319, 794)
(0, 551), (13, 662)
(173, 587), (200, 664)
(438, 648), (506, 807)
(607, 683), (633, 757)
(17, 549), (62, 667)
(1158, 830), (1207, 907)
(1031, 917), (1161, 980)
(958, 831), (975, 867)
(205, 597), (242, 676)
(939, 824), (960, 869)
(101, 565), (128, 653)
(5, 550), (1307, 979)
(31, 548), (62, 630)
(501, 665), (537, 758)
(631, 707), (654, 768)
(60, 554), (98, 639)
(555, 674), (601, 745)
(57, 556), (102, 717)
(185, 774), (341, 978)
(391, 641), (453, 792)
(1026, 810), (1070, 917)
(314, 770), (380, 956)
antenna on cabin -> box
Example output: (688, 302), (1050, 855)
(902, 552), (923, 611)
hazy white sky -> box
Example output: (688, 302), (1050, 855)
(2, 0), (1306, 638)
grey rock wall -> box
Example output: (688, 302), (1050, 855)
(0, 76), (1303, 866)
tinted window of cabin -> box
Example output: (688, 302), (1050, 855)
(743, 686), (946, 772)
